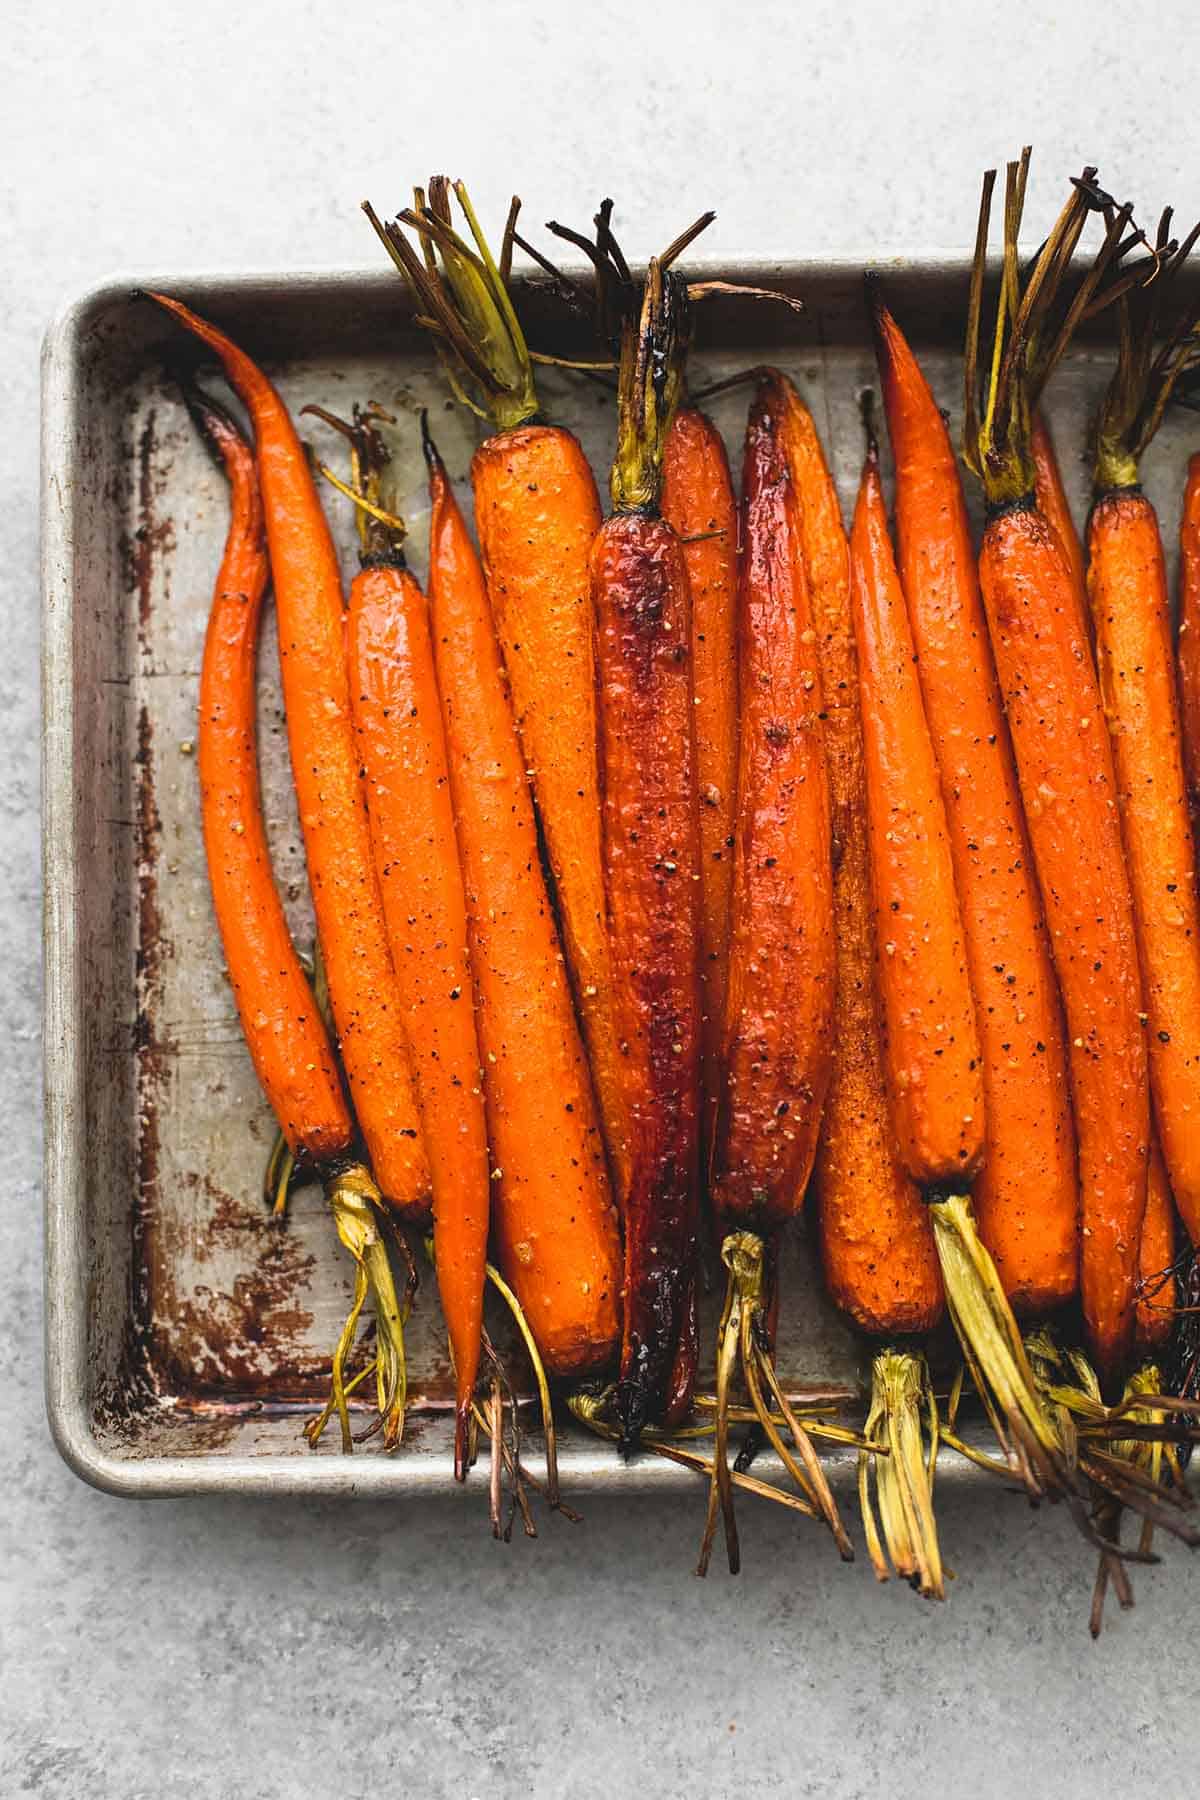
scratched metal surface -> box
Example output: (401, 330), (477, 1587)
(42, 260), (1199, 1496)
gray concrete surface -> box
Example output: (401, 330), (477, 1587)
(9, 2), (1200, 1794)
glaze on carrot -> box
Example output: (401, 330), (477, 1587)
(1136, 1136), (1176, 1354)
(873, 296), (1077, 1317)
(425, 427), (621, 1381)
(661, 407), (739, 1163)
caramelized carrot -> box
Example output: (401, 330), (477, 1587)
(366, 182), (628, 1200)
(147, 292), (430, 1219)
(313, 408), (490, 1475)
(702, 372), (846, 1569)
(873, 296), (1077, 1317)
(762, 372), (942, 1340)
(850, 433), (985, 1190)
(962, 159), (1151, 1385)
(1177, 454), (1200, 817)
(661, 407), (739, 1160)
(590, 258), (703, 1446)
(424, 427), (621, 1380)
(178, 376), (408, 1456)
(190, 387), (351, 1163)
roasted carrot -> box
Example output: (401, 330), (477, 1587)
(365, 182), (628, 1202)
(180, 379), (408, 1454)
(1087, 219), (1200, 1258)
(1032, 412), (1089, 613)
(1177, 454), (1200, 818)
(582, 248), (703, 1448)
(872, 294), (1077, 1320)
(962, 158), (1151, 1388)
(308, 405), (489, 1478)
(661, 406), (739, 1162)
(424, 424), (622, 1382)
(147, 293), (430, 1222)
(770, 372), (943, 1597)
(850, 430), (985, 1190)
(702, 372), (847, 1571)
(191, 387), (350, 1164)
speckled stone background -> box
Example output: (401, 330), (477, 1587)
(10, 4), (1200, 1795)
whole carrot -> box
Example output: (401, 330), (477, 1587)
(872, 293), (1077, 1321)
(1087, 216), (1200, 1254)
(1032, 412), (1089, 614)
(424, 424), (622, 1382)
(309, 405), (489, 1479)
(770, 372), (943, 1596)
(182, 380), (409, 1453)
(661, 406), (739, 1163)
(1178, 454), (1200, 818)
(147, 293), (430, 1223)
(365, 182), (628, 1200)
(962, 157), (1151, 1388)
(702, 373), (847, 1572)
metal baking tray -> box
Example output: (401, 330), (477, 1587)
(42, 255), (1198, 1499)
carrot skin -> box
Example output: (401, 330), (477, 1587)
(1087, 491), (1200, 1248)
(979, 503), (1149, 1383)
(661, 408), (739, 1164)
(850, 447), (985, 1190)
(470, 427), (628, 1194)
(1178, 454), (1200, 821)
(195, 397), (352, 1163)
(1136, 1134), (1176, 1355)
(148, 294), (430, 1215)
(592, 512), (702, 1439)
(764, 380), (940, 1337)
(426, 447), (621, 1380)
(347, 557), (489, 1460)
(713, 390), (835, 1236)
(874, 308), (1077, 1314)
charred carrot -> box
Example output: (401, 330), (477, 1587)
(424, 423), (622, 1383)
(365, 182), (628, 1201)
(1087, 218), (1200, 1256)
(661, 406), (739, 1162)
(769, 372), (943, 1596)
(1178, 454), (1200, 818)
(181, 379), (409, 1454)
(587, 248), (704, 1448)
(702, 372), (847, 1572)
(962, 158), (1151, 1389)
(148, 293), (430, 1223)
(872, 294), (1078, 1322)
(310, 405), (489, 1479)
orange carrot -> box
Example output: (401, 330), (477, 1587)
(310, 406), (489, 1476)
(190, 386), (350, 1164)
(1177, 454), (1200, 818)
(1136, 1136), (1176, 1355)
(424, 425), (621, 1381)
(850, 430), (985, 1192)
(760, 371), (942, 1342)
(148, 292), (430, 1219)
(1032, 412), (1089, 618)
(661, 406), (739, 1162)
(962, 159), (1151, 1385)
(366, 181), (628, 1201)
(178, 375), (408, 1456)
(873, 296), (1077, 1318)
